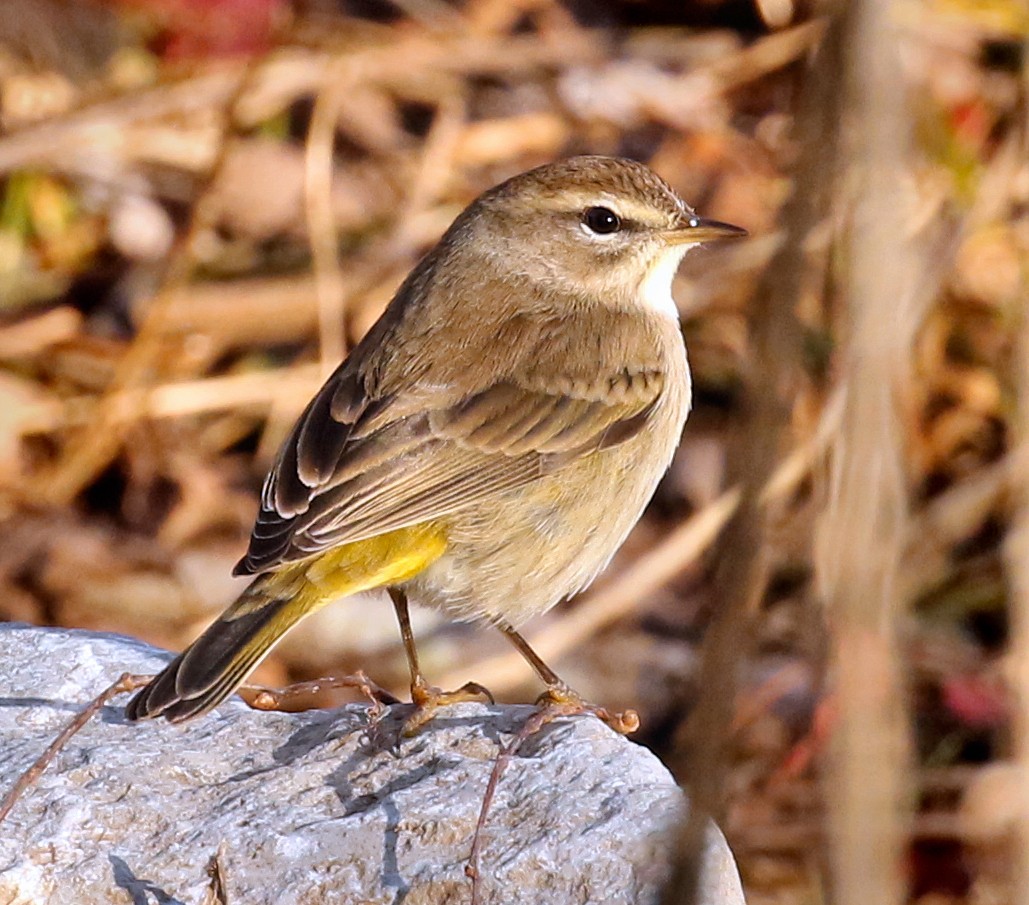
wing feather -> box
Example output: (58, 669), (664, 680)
(235, 371), (663, 576)
(234, 295), (670, 577)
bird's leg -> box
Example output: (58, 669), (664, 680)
(388, 587), (494, 735)
(497, 624), (640, 734)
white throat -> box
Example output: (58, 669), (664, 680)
(638, 244), (694, 320)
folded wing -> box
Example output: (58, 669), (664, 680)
(234, 360), (665, 576)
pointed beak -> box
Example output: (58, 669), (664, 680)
(665, 216), (748, 245)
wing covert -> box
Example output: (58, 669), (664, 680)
(236, 366), (664, 576)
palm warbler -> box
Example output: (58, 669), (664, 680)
(126, 156), (745, 731)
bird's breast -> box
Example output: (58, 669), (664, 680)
(409, 321), (691, 626)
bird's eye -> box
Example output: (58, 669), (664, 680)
(582, 206), (621, 235)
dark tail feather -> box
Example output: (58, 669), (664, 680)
(126, 522), (449, 723)
(126, 574), (309, 723)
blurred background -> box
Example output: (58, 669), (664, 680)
(0, 0), (1025, 902)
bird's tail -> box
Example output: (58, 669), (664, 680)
(125, 523), (447, 723)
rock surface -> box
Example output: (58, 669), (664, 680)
(0, 623), (745, 905)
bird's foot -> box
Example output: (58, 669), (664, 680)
(535, 683), (640, 735)
(402, 678), (495, 736)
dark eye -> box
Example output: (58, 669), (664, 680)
(582, 206), (621, 235)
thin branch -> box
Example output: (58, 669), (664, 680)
(818, 1), (918, 902)
(467, 702), (612, 905)
(13, 365), (323, 437)
(662, 9), (842, 902)
(1003, 38), (1029, 903)
(201, 842), (231, 905)
(0, 673), (153, 827)
(304, 59), (353, 379)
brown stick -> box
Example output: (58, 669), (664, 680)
(466, 702), (582, 905)
(818, 0), (921, 900)
(0, 672), (154, 827)
(202, 842), (232, 905)
(661, 10), (842, 903)
(304, 58), (353, 380)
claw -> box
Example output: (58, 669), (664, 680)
(535, 683), (640, 735)
(403, 679), (495, 735)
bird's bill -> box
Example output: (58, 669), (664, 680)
(665, 216), (748, 244)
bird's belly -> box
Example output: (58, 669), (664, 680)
(406, 434), (676, 626)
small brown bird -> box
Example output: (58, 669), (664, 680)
(126, 156), (745, 731)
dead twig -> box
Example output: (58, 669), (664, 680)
(662, 7), (840, 901)
(466, 703), (587, 905)
(0, 34), (605, 178)
(818, 0), (919, 900)
(304, 58), (354, 379)
(14, 365), (324, 437)
(0, 672), (153, 827)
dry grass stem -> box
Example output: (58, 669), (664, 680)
(817, 2), (918, 902)
(389, 93), (467, 252)
(0, 306), (82, 359)
(1002, 58), (1029, 900)
(660, 9), (844, 895)
(706, 18), (825, 93)
(201, 842), (231, 905)
(160, 277), (322, 350)
(13, 365), (324, 437)
(466, 701), (595, 905)
(0, 35), (606, 176)
(305, 58), (354, 378)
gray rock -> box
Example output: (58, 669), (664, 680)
(0, 623), (744, 905)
